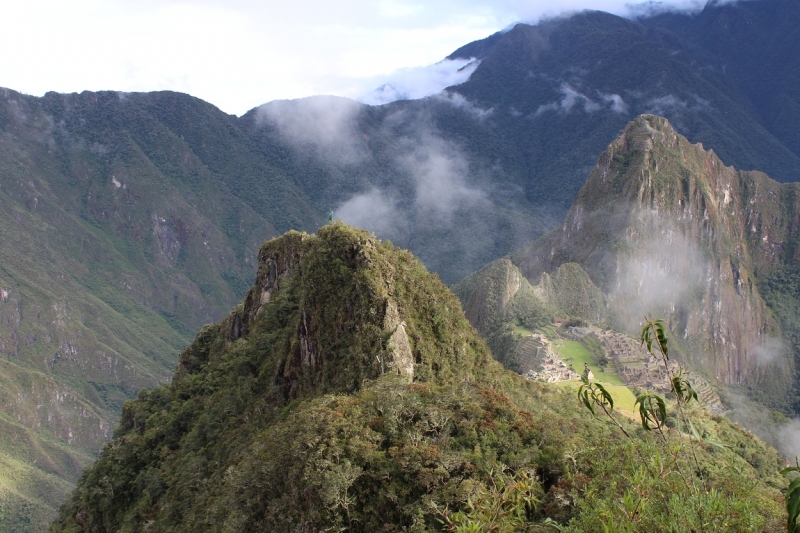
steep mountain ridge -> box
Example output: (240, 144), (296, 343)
(647, 0), (800, 159)
(447, 6), (800, 195)
(48, 225), (788, 532)
(0, 88), (283, 528)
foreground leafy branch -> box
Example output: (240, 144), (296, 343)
(577, 364), (631, 439)
(781, 461), (800, 533)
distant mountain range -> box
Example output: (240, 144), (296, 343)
(0, 0), (798, 529)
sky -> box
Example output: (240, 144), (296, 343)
(1, 0), (710, 116)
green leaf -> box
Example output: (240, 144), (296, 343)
(634, 393), (666, 431)
(688, 418), (701, 440)
(781, 467), (800, 533)
(596, 383), (614, 411)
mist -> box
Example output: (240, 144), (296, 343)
(359, 58), (481, 106)
(779, 419), (800, 462)
(535, 83), (628, 116)
(248, 87), (544, 283)
(608, 211), (709, 330)
(335, 115), (488, 244)
(254, 96), (365, 165)
(336, 189), (404, 237)
(752, 337), (787, 366)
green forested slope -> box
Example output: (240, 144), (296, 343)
(0, 88), (283, 529)
(48, 225), (787, 532)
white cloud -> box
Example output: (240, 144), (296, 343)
(432, 91), (494, 119)
(336, 109), (485, 236)
(535, 84), (631, 116)
(751, 337), (786, 365)
(254, 96), (365, 164)
(400, 134), (485, 222)
(778, 419), (800, 462)
(600, 92), (628, 113)
(644, 93), (711, 116)
(336, 189), (404, 236)
(358, 58), (481, 105)
(535, 84), (601, 115)
(609, 210), (710, 327)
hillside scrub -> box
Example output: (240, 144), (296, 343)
(49, 225), (787, 532)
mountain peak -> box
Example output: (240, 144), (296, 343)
(512, 114), (799, 390)
(51, 223), (788, 532)
(177, 222), (496, 403)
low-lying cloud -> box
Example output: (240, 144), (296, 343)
(359, 58), (480, 106)
(608, 210), (709, 330)
(644, 93), (711, 116)
(778, 419), (800, 462)
(433, 91), (494, 120)
(254, 96), (365, 165)
(535, 83), (628, 116)
(601, 92), (628, 113)
(752, 337), (787, 366)
(400, 134), (486, 222)
(336, 189), (404, 238)
(336, 130), (486, 237)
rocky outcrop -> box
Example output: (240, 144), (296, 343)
(185, 223), (496, 403)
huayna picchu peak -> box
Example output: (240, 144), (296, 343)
(49, 223), (788, 532)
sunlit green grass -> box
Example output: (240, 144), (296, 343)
(553, 379), (638, 414)
(553, 339), (625, 385)
(535, 325), (557, 337)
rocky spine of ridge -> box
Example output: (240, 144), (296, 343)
(513, 114), (800, 388)
(177, 224), (497, 401)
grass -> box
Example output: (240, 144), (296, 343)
(553, 339), (625, 385)
(535, 325), (557, 337)
(553, 380), (638, 416)
(550, 337), (639, 416)
(514, 325), (534, 336)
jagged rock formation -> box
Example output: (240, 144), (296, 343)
(535, 264), (609, 326)
(454, 115), (799, 415)
(452, 259), (552, 373)
(453, 259), (609, 373)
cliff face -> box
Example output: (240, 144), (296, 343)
(513, 115), (800, 389)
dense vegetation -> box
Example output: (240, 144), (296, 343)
(49, 225), (787, 532)
(760, 267), (800, 412)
